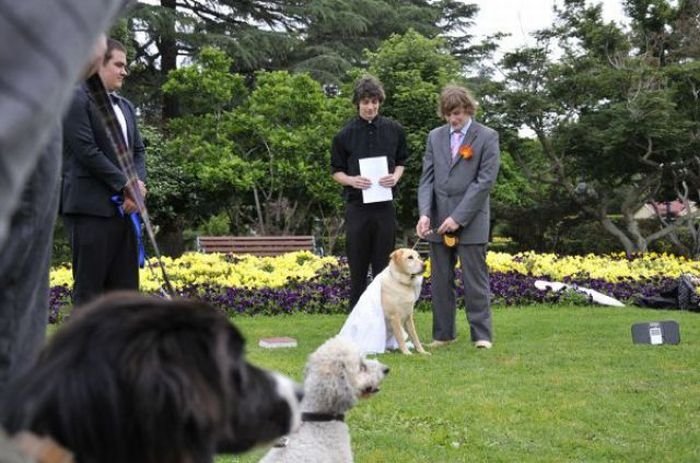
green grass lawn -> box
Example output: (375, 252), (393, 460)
(217, 305), (700, 463)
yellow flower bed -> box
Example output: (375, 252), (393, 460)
(50, 250), (700, 291)
(50, 251), (339, 292)
(50, 265), (74, 288)
(486, 251), (700, 281)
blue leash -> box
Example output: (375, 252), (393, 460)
(110, 195), (146, 268)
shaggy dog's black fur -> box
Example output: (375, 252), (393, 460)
(0, 292), (301, 463)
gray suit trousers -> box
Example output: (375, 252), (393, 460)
(429, 242), (492, 342)
(0, 126), (61, 395)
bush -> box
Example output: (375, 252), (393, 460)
(551, 220), (623, 255)
(198, 212), (231, 236)
(52, 221), (71, 266)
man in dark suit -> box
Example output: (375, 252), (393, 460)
(61, 38), (147, 308)
(416, 85), (500, 349)
(331, 75), (408, 310)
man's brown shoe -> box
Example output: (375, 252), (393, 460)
(428, 339), (454, 348)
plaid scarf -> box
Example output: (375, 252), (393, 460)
(85, 74), (174, 296)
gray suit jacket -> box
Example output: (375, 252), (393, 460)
(417, 121), (500, 244)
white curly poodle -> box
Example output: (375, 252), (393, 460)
(260, 336), (389, 463)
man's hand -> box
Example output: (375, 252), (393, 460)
(123, 182), (145, 214)
(437, 216), (459, 235)
(351, 175), (372, 190)
(137, 180), (147, 198)
(123, 197), (139, 214)
(378, 173), (397, 188)
(416, 216), (431, 239)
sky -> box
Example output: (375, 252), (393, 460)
(468, 0), (628, 53)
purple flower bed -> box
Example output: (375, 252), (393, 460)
(49, 285), (72, 324)
(48, 261), (680, 323)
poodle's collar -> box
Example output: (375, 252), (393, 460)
(301, 412), (345, 422)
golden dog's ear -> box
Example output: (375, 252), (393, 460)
(390, 249), (399, 262)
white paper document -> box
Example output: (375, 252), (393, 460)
(359, 156), (392, 204)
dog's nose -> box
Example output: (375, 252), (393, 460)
(295, 385), (304, 402)
(383, 366), (390, 375)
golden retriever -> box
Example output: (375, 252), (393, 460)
(381, 248), (429, 355)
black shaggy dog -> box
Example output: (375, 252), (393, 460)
(1, 292), (302, 463)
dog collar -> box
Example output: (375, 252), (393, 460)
(389, 267), (421, 286)
(301, 412), (345, 422)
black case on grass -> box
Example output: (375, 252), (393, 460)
(631, 320), (680, 345)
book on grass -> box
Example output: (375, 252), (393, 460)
(259, 337), (298, 349)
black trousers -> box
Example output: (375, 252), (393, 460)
(344, 201), (396, 309)
(63, 214), (139, 308)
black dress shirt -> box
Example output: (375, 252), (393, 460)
(330, 115), (408, 203)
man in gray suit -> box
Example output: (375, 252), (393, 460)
(416, 85), (500, 349)
(0, 0), (126, 396)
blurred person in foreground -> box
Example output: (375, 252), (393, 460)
(0, 30), (112, 397)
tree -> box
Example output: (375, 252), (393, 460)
(292, 0), (483, 84)
(162, 47), (349, 248)
(124, 0), (300, 121)
(141, 125), (201, 256)
(122, 0), (487, 123)
(227, 70), (350, 238)
(491, 0), (700, 255)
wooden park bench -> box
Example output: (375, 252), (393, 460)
(196, 235), (317, 257)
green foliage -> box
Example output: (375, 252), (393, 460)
(142, 125), (201, 229)
(162, 47), (346, 236)
(162, 47), (247, 115)
(233, 70), (347, 234)
(167, 113), (258, 192)
(491, 149), (540, 208)
(198, 212), (231, 236)
(290, 0), (480, 84)
(364, 30), (459, 119)
(51, 220), (71, 266)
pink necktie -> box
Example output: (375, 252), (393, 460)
(451, 131), (462, 159)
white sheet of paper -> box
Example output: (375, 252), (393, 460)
(359, 156), (392, 204)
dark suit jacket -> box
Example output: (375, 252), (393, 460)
(417, 121), (500, 244)
(60, 84), (146, 217)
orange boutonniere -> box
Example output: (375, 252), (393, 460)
(459, 145), (474, 160)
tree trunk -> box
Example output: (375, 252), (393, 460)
(155, 220), (186, 257)
(160, 0), (179, 121)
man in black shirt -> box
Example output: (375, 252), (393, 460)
(330, 75), (408, 309)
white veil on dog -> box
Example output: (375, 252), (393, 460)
(338, 269), (401, 354)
